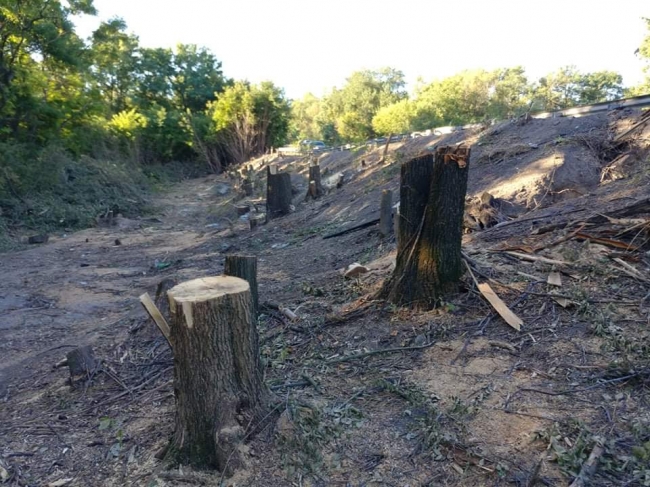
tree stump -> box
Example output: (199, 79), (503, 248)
(305, 162), (324, 200)
(379, 189), (393, 238)
(166, 276), (267, 471)
(224, 255), (259, 317)
(66, 345), (97, 382)
(266, 165), (292, 220)
(242, 178), (253, 197)
(379, 146), (470, 309)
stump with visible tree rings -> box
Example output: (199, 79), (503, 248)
(224, 254), (259, 317)
(166, 276), (267, 472)
(266, 165), (292, 220)
(379, 146), (470, 309)
(379, 189), (393, 238)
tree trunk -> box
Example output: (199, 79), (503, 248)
(224, 255), (259, 317)
(242, 178), (253, 197)
(305, 162), (324, 200)
(166, 276), (267, 472)
(379, 146), (470, 309)
(379, 189), (393, 238)
(266, 165), (292, 220)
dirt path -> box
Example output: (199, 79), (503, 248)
(0, 176), (222, 397)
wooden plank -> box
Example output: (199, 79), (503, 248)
(139, 292), (172, 346)
(477, 283), (523, 331)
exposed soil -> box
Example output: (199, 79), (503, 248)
(1, 110), (650, 487)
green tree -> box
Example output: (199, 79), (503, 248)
(208, 81), (290, 163)
(89, 18), (139, 114)
(631, 18), (650, 94)
(372, 99), (415, 135)
(532, 66), (623, 111)
(0, 0), (96, 139)
(325, 67), (407, 141)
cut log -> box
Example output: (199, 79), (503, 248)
(166, 276), (267, 471)
(266, 166), (292, 220)
(379, 147), (470, 309)
(224, 255), (259, 317)
(28, 234), (49, 244)
(379, 189), (393, 238)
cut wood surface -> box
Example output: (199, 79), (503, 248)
(477, 283), (523, 331)
(547, 272), (562, 287)
(139, 292), (171, 345)
(166, 275), (267, 471)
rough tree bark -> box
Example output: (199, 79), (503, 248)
(266, 165), (292, 220)
(379, 146), (470, 309)
(224, 255), (259, 317)
(166, 276), (267, 472)
(379, 189), (393, 238)
(305, 161), (324, 200)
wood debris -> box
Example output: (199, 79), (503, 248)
(139, 292), (172, 346)
(477, 283), (523, 331)
(547, 272), (562, 287)
(503, 251), (569, 266)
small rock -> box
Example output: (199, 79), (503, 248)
(28, 234), (49, 244)
(344, 263), (370, 279)
(114, 239), (122, 246)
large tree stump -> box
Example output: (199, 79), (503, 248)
(379, 146), (470, 309)
(266, 165), (292, 220)
(166, 276), (267, 472)
(379, 189), (393, 238)
(224, 255), (258, 317)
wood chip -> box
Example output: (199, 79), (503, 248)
(547, 272), (562, 287)
(48, 479), (73, 487)
(503, 251), (569, 266)
(553, 297), (572, 308)
(477, 283), (523, 331)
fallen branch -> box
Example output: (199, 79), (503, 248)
(326, 341), (435, 364)
(322, 216), (380, 239)
(502, 251), (569, 266)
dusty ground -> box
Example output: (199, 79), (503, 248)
(1, 110), (650, 487)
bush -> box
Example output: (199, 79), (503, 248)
(0, 143), (151, 232)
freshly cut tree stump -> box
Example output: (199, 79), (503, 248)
(166, 276), (267, 471)
(379, 146), (470, 309)
(305, 162), (324, 200)
(266, 165), (292, 220)
(379, 189), (393, 238)
(224, 255), (259, 317)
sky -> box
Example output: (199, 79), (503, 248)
(73, 0), (650, 100)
